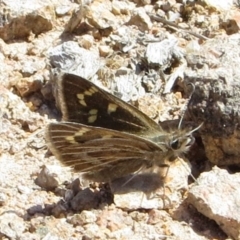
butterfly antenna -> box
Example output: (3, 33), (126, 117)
(178, 82), (195, 129)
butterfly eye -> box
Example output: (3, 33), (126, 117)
(170, 139), (179, 150)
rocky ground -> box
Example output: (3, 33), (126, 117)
(0, 0), (240, 239)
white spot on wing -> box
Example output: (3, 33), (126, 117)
(77, 93), (84, 100)
(79, 100), (87, 106)
(84, 90), (92, 96)
(107, 103), (118, 114)
(65, 136), (77, 144)
(75, 128), (90, 136)
(89, 109), (98, 115)
(88, 115), (97, 123)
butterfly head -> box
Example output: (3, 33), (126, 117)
(168, 130), (194, 154)
(164, 123), (202, 162)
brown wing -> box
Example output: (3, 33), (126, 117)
(45, 122), (165, 182)
(56, 73), (163, 136)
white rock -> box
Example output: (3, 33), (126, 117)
(204, 0), (234, 10)
(112, 159), (191, 210)
(0, 212), (26, 239)
(189, 166), (240, 240)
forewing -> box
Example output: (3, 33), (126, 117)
(56, 73), (162, 136)
(45, 122), (162, 181)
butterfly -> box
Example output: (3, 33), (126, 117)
(45, 73), (199, 182)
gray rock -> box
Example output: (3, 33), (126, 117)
(35, 165), (59, 191)
(109, 67), (145, 102)
(185, 34), (240, 166)
(70, 188), (100, 211)
(145, 37), (183, 67)
(48, 41), (102, 79)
